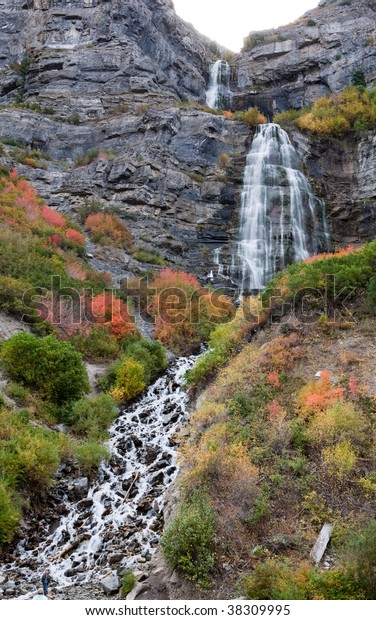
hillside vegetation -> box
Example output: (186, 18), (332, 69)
(164, 244), (376, 599)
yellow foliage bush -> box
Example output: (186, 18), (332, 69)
(322, 441), (357, 479)
(275, 85), (376, 138)
(307, 401), (367, 447)
(181, 423), (258, 502)
(189, 402), (227, 440)
(110, 357), (145, 402)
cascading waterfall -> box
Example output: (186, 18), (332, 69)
(7, 355), (199, 595)
(237, 123), (331, 293)
(206, 60), (232, 110)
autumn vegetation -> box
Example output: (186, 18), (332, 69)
(169, 245), (376, 595)
(274, 85), (376, 137)
(151, 268), (235, 355)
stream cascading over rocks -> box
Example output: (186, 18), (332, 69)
(237, 123), (331, 293)
(7, 355), (198, 594)
(205, 59), (232, 110)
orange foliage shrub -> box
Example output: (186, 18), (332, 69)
(152, 268), (234, 355)
(298, 370), (345, 418)
(66, 260), (87, 281)
(42, 205), (66, 228)
(259, 334), (303, 372)
(66, 228), (85, 245)
(267, 370), (280, 388)
(348, 375), (358, 397)
(84, 213), (132, 248)
(89, 292), (134, 339)
(266, 399), (282, 417)
(305, 245), (360, 264)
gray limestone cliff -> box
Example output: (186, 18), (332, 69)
(236, 0), (376, 116)
(0, 0), (376, 283)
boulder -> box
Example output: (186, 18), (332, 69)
(100, 573), (121, 594)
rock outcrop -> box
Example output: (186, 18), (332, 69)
(236, 0), (376, 116)
(0, 0), (211, 118)
(291, 128), (376, 247)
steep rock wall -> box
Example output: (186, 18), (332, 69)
(236, 0), (376, 116)
(0, 0), (211, 119)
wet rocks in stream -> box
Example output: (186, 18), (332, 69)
(1, 356), (198, 599)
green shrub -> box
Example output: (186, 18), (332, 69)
(243, 33), (266, 51)
(15, 431), (61, 488)
(242, 559), (364, 600)
(68, 394), (117, 440)
(352, 69), (367, 91)
(100, 338), (166, 396)
(0, 275), (44, 327)
(121, 571), (136, 597)
(0, 407), (63, 490)
(123, 339), (166, 384)
(74, 149), (100, 168)
(132, 248), (166, 266)
(6, 382), (31, 405)
(233, 107), (267, 128)
(0, 481), (21, 546)
(1, 332), (89, 406)
(69, 325), (120, 361)
(73, 441), (109, 474)
(161, 492), (215, 588)
(264, 240), (376, 309)
(247, 491), (270, 526)
(344, 520), (376, 598)
(67, 113), (80, 125)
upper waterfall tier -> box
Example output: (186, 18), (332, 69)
(206, 60), (232, 110)
(237, 123), (331, 293)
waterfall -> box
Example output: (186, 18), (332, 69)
(206, 60), (232, 110)
(237, 123), (331, 293)
(6, 355), (199, 596)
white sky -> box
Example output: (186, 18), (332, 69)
(173, 1), (320, 52)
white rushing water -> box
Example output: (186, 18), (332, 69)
(11, 356), (198, 590)
(206, 60), (232, 110)
(238, 123), (331, 292)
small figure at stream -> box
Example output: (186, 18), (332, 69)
(41, 568), (51, 596)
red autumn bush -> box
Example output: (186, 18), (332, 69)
(88, 292), (134, 340)
(66, 228), (85, 245)
(50, 234), (62, 246)
(298, 369), (345, 418)
(84, 213), (132, 248)
(42, 205), (66, 228)
(152, 268), (234, 355)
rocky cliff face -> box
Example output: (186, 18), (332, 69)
(236, 0), (376, 116)
(292, 128), (376, 247)
(0, 0), (376, 284)
(0, 0), (251, 283)
(0, 0), (211, 118)
(0, 105), (249, 282)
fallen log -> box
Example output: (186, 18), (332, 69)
(310, 523), (333, 565)
(51, 533), (91, 561)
